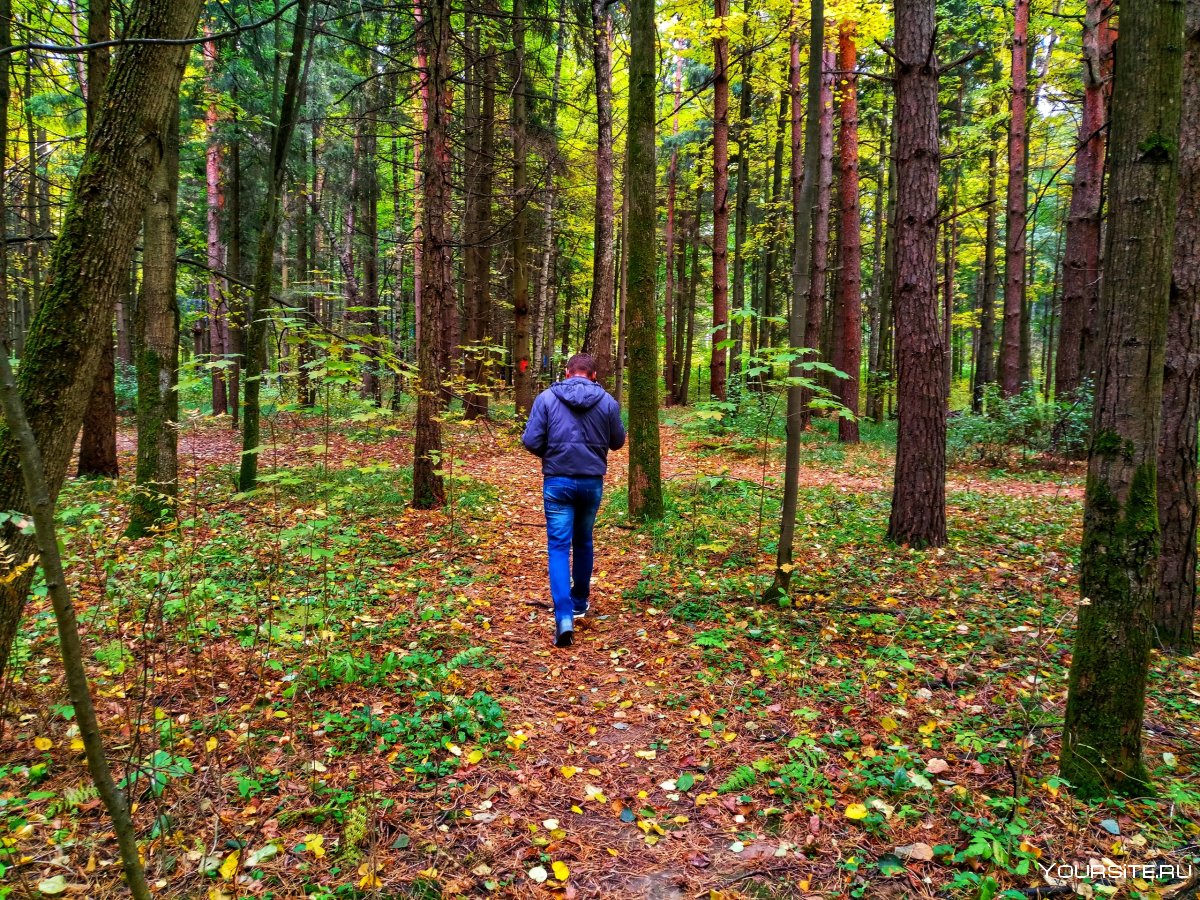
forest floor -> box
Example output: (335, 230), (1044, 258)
(2, 405), (1199, 900)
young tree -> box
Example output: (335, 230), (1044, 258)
(835, 21), (861, 444)
(765, 0), (824, 600)
(1155, 0), (1199, 654)
(710, 0), (731, 401)
(0, 0), (204, 679)
(999, 0), (1030, 397)
(800, 46), (833, 429)
(626, 0), (663, 519)
(1060, 0), (1184, 797)
(583, 0), (616, 385)
(886, 0), (946, 548)
(239, 0), (312, 492)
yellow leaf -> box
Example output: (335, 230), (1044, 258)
(219, 851), (239, 880)
(358, 862), (384, 889)
(417, 867), (438, 879)
(70, 738), (85, 752)
(723, 731), (737, 743)
(506, 733), (529, 751)
(552, 861), (570, 881)
(918, 720), (938, 735)
(34, 737), (52, 751)
(560, 765), (578, 779)
(881, 717), (899, 733)
(467, 749), (484, 765)
(845, 803), (868, 821)
(206, 737), (218, 752)
(303, 834), (325, 858)
(634, 750), (656, 760)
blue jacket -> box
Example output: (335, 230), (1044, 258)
(522, 376), (626, 476)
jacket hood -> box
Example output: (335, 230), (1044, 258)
(551, 376), (607, 410)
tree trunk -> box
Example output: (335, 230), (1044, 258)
(1155, 2), (1200, 655)
(800, 45), (834, 429)
(582, 3), (616, 385)
(614, 154), (630, 405)
(709, 0), (731, 401)
(763, 83), (788, 356)
(535, 26), (565, 380)
(999, 0), (1030, 397)
(836, 23), (861, 443)
(129, 107), (181, 537)
(238, 0), (312, 492)
(626, 0), (663, 519)
(1060, 0), (1183, 798)
(663, 54), (683, 402)
(766, 0), (824, 600)
(413, 0), (454, 508)
(1056, 0), (1114, 400)
(77, 0), (118, 478)
(678, 188), (702, 406)
(0, 0), (204, 680)
(511, 0), (533, 411)
(730, 0), (754, 388)
(203, 34), (229, 417)
(886, 0), (946, 549)
(865, 88), (888, 422)
(974, 107), (1001, 412)
(464, 5), (495, 419)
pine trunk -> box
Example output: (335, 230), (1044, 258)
(510, 0), (533, 411)
(1061, 0), (1183, 797)
(413, 0), (454, 508)
(886, 0), (946, 548)
(1056, 0), (1113, 399)
(1155, 2), (1199, 655)
(800, 46), (834, 429)
(709, 0), (731, 401)
(464, 7), (495, 419)
(836, 23), (861, 443)
(999, 0), (1030, 397)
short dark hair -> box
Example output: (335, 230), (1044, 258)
(565, 353), (597, 376)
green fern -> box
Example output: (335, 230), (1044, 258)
(64, 783), (100, 809)
(718, 764), (757, 794)
(434, 646), (488, 681)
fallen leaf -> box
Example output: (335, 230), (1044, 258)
(552, 861), (570, 881)
(845, 803), (868, 821)
(894, 842), (934, 861)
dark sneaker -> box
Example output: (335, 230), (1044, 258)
(572, 599), (590, 619)
(555, 619), (574, 648)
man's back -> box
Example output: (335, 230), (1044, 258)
(521, 376), (626, 477)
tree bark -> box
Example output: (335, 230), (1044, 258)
(710, 0), (731, 401)
(865, 88), (888, 422)
(1055, 0), (1114, 400)
(510, 0), (533, 411)
(238, 0), (311, 492)
(836, 22), (861, 443)
(664, 53), (683, 402)
(765, 0), (824, 600)
(412, 0), (455, 508)
(730, 0), (754, 387)
(129, 107), (181, 537)
(1061, 0), (1183, 798)
(626, 0), (663, 519)
(463, 3), (494, 419)
(974, 96), (1001, 413)
(582, 2), (616, 385)
(77, 0), (118, 478)
(800, 45), (834, 429)
(886, 0), (946, 549)
(1155, 2), (1200, 655)
(0, 0), (203, 681)
(999, 0), (1030, 397)
(203, 33), (229, 417)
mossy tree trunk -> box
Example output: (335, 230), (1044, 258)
(1154, 0), (1200, 654)
(709, 0), (730, 402)
(0, 0), (204, 680)
(625, 0), (662, 520)
(885, 0), (947, 549)
(129, 107), (181, 537)
(1061, 0), (1184, 798)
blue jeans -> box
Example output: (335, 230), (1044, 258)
(543, 475), (604, 626)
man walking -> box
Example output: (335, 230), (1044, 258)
(522, 353), (626, 647)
